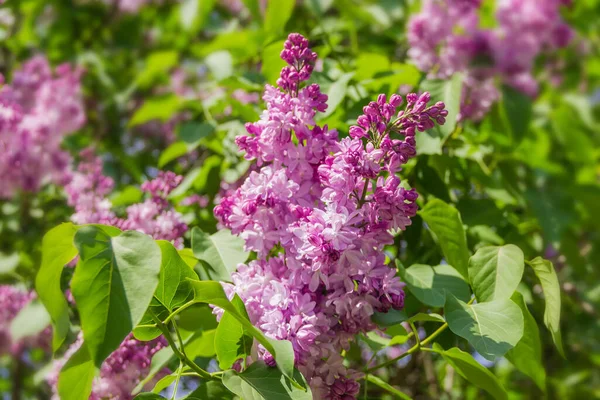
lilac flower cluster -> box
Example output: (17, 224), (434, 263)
(407, 0), (573, 120)
(214, 33), (447, 399)
(48, 334), (167, 400)
(0, 285), (50, 356)
(0, 56), (85, 199)
(65, 150), (188, 247)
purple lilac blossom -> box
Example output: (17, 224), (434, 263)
(0, 56), (85, 198)
(65, 151), (188, 247)
(47, 334), (168, 400)
(214, 33), (447, 399)
(407, 0), (573, 120)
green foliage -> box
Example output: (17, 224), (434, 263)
(445, 294), (524, 361)
(468, 244), (524, 302)
(35, 223), (79, 350)
(191, 227), (248, 281)
(528, 257), (564, 357)
(418, 199), (471, 278)
(434, 344), (508, 400)
(71, 227), (161, 365)
(222, 362), (312, 400)
(398, 263), (470, 307)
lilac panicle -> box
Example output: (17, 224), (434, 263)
(0, 56), (85, 198)
(407, 0), (574, 120)
(215, 33), (447, 399)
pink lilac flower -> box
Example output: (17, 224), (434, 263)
(65, 151), (188, 247)
(407, 0), (573, 120)
(47, 334), (168, 400)
(214, 33), (447, 399)
(0, 285), (50, 356)
(0, 56), (85, 198)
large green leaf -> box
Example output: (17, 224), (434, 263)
(435, 344), (507, 400)
(398, 263), (470, 307)
(72, 227), (162, 366)
(222, 362), (312, 400)
(36, 223), (79, 351)
(419, 199), (470, 278)
(57, 344), (97, 400)
(506, 292), (546, 391)
(264, 0), (295, 39)
(468, 245), (524, 302)
(192, 228), (248, 282)
(188, 280), (300, 388)
(445, 295), (524, 361)
(216, 294), (254, 369)
(528, 257), (564, 357)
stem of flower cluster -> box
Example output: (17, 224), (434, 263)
(149, 310), (217, 381)
(366, 297), (475, 373)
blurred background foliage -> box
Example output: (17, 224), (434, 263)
(0, 0), (599, 399)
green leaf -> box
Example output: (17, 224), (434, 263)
(501, 85), (532, 144)
(506, 292), (546, 391)
(241, 0), (262, 22)
(9, 299), (51, 342)
(372, 309), (408, 327)
(136, 51), (179, 89)
(468, 245), (524, 302)
(183, 381), (233, 399)
(419, 199), (470, 279)
(186, 329), (217, 358)
(398, 263), (470, 307)
(320, 72), (354, 118)
(129, 95), (182, 127)
(388, 325), (410, 346)
(420, 73), (463, 137)
(206, 51), (234, 81)
(72, 227), (162, 366)
(435, 344), (508, 400)
(110, 186), (143, 207)
(135, 241), (198, 340)
(189, 280), (300, 387)
(158, 142), (188, 168)
(36, 223), (79, 351)
(264, 0), (295, 39)
(216, 294), (254, 369)
(528, 257), (564, 357)
(152, 374), (177, 394)
(365, 375), (411, 400)
(192, 228), (248, 281)
(57, 344), (97, 400)
(262, 40), (287, 84)
(408, 313), (445, 324)
(445, 295), (524, 361)
(222, 362), (312, 400)
(135, 394), (167, 399)
(154, 241), (197, 312)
